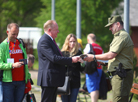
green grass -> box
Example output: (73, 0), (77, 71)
(32, 79), (37, 86)
(32, 79), (41, 89)
(31, 67), (138, 102)
(32, 61), (38, 70)
(79, 73), (138, 102)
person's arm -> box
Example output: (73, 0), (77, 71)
(40, 39), (79, 65)
(84, 51), (117, 62)
(83, 44), (90, 54)
(0, 44), (23, 70)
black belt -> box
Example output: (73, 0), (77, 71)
(110, 69), (131, 76)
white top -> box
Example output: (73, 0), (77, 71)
(83, 43), (108, 63)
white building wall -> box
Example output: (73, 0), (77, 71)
(18, 27), (42, 49)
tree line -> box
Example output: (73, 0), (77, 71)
(0, 0), (122, 52)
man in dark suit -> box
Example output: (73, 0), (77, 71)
(37, 20), (80, 102)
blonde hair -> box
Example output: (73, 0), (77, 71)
(61, 34), (79, 57)
(43, 20), (56, 32)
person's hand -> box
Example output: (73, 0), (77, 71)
(12, 62), (24, 68)
(83, 54), (94, 62)
(78, 58), (84, 63)
(72, 56), (80, 63)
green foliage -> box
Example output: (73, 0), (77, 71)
(0, 0), (44, 42)
(133, 94), (138, 101)
(35, 0), (123, 52)
(33, 61), (39, 70)
(133, 77), (138, 100)
(33, 49), (39, 69)
(33, 49), (38, 61)
(32, 79), (38, 86)
(133, 53), (138, 78)
(131, 53), (138, 100)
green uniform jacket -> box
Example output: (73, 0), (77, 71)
(0, 38), (31, 83)
(108, 29), (134, 72)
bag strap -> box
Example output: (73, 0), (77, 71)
(89, 44), (99, 76)
(89, 44), (95, 54)
(18, 38), (26, 48)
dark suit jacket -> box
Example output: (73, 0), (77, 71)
(37, 33), (72, 87)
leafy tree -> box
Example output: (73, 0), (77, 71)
(0, 0), (44, 42)
(35, 0), (123, 51)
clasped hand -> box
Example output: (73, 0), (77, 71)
(83, 54), (94, 62)
(72, 54), (94, 63)
(78, 54), (94, 62)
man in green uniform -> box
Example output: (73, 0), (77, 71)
(83, 15), (134, 102)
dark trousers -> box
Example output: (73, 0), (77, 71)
(41, 86), (57, 102)
(3, 81), (25, 102)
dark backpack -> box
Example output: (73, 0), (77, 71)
(84, 44), (97, 74)
(18, 38), (34, 85)
(18, 38), (26, 48)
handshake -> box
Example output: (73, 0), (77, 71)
(72, 54), (88, 63)
(72, 54), (108, 65)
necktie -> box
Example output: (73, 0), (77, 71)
(53, 40), (62, 56)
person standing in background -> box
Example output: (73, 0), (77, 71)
(0, 23), (30, 102)
(27, 54), (35, 85)
(27, 54), (35, 69)
(37, 20), (80, 102)
(61, 34), (84, 102)
(83, 33), (103, 102)
(84, 15), (134, 102)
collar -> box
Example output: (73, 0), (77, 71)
(45, 33), (53, 40)
(114, 29), (125, 37)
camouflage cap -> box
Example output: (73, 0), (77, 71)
(105, 15), (122, 27)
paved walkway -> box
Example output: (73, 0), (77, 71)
(29, 70), (62, 102)
(29, 70), (138, 102)
(29, 70), (115, 102)
(29, 70), (38, 80)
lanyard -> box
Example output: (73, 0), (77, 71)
(7, 39), (16, 58)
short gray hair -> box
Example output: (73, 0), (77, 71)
(7, 23), (19, 32)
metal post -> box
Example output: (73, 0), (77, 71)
(76, 0), (81, 38)
(51, 0), (55, 20)
(124, 0), (129, 33)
